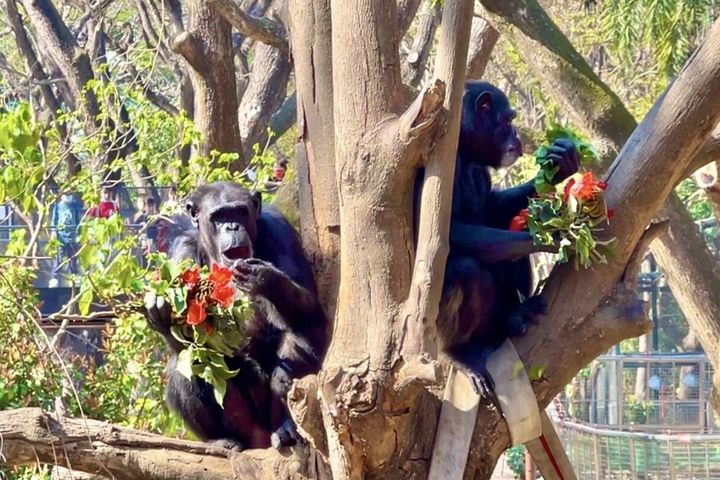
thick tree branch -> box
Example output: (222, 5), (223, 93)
(238, 35), (291, 159)
(400, 0), (473, 359)
(0, 408), (315, 480)
(397, 0), (421, 35)
(401, 0), (442, 88)
(206, 0), (288, 55)
(172, 1), (242, 162)
(465, 15), (499, 80)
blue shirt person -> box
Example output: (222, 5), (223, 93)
(49, 193), (83, 287)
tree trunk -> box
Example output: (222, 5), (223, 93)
(288, 0), (341, 318)
(172, 0), (242, 163)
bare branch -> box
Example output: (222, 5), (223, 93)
(206, 0), (288, 54)
(465, 15), (499, 80)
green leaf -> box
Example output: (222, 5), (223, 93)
(213, 377), (227, 407)
(527, 365), (546, 381)
(78, 288), (94, 316)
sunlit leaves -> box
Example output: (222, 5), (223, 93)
(599, 0), (716, 79)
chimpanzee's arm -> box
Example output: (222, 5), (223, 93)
(450, 221), (555, 263)
(234, 258), (322, 330)
(485, 181), (536, 228)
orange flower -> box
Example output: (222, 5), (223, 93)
(563, 172), (607, 202)
(509, 209), (530, 231)
(209, 263), (233, 286)
(181, 266), (201, 287)
(187, 299), (207, 326)
(211, 283), (235, 308)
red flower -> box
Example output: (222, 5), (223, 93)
(181, 266), (201, 287)
(209, 263), (233, 286)
(509, 209), (530, 231)
(205, 321), (213, 335)
(563, 172), (607, 202)
(607, 208), (615, 220)
(211, 283), (235, 308)
(187, 299), (207, 326)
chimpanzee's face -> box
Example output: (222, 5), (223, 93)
(186, 182), (262, 267)
(460, 82), (523, 169)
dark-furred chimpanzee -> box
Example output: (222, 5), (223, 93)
(144, 181), (328, 450)
(415, 81), (579, 395)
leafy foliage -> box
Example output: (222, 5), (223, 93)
(599, 0), (717, 79)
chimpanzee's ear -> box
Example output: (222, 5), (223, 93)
(185, 199), (199, 226)
(475, 91), (492, 113)
(251, 191), (262, 217)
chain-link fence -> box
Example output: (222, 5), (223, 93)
(555, 420), (720, 479)
(560, 354), (716, 433)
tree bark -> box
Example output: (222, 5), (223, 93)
(172, 0), (242, 163)
(288, 0), (341, 318)
(237, 39), (291, 159)
(465, 16), (499, 81)
(401, 0), (442, 88)
(0, 408), (317, 480)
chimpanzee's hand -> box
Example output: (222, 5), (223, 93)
(547, 138), (579, 184)
(144, 292), (172, 333)
(233, 258), (283, 295)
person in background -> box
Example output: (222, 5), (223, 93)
(136, 197), (159, 263)
(272, 159), (288, 182)
(49, 192), (84, 288)
(87, 186), (119, 219)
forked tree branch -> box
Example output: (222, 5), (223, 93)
(206, 0), (288, 54)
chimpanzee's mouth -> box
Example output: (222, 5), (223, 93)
(223, 245), (251, 260)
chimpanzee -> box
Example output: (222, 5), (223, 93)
(415, 81), (579, 394)
(144, 181), (328, 450)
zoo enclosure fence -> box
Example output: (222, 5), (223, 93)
(554, 419), (720, 480)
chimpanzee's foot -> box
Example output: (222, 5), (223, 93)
(209, 438), (244, 452)
(506, 295), (547, 337)
(271, 418), (301, 449)
(448, 345), (496, 399)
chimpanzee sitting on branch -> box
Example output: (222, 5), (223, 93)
(415, 82), (579, 395)
(144, 181), (328, 450)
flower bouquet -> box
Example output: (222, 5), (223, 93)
(146, 259), (254, 405)
(510, 125), (616, 269)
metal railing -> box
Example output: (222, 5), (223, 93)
(554, 419), (720, 479)
(560, 353), (716, 433)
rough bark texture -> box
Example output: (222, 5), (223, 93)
(288, 0), (341, 318)
(173, 0), (242, 162)
(317, 0), (459, 476)
(237, 40), (291, 159)
(401, 0), (442, 87)
(0, 408), (317, 480)
(207, 0), (289, 54)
